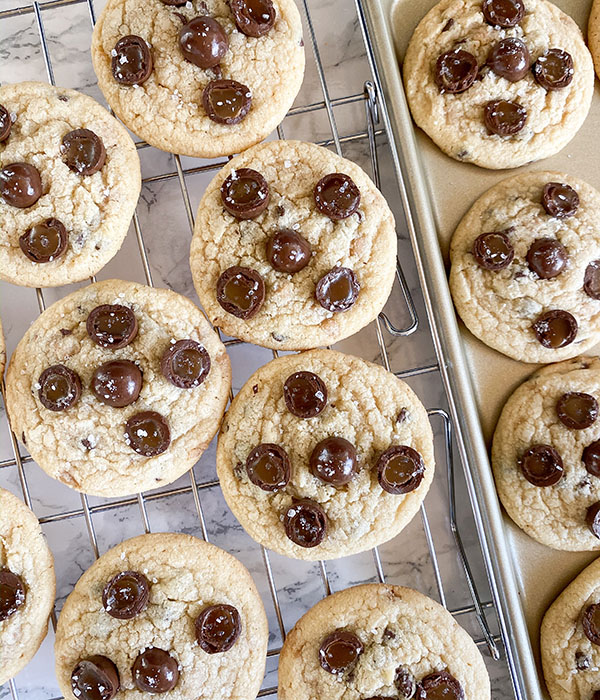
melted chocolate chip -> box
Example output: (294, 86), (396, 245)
(284, 499), (327, 548)
(396, 667), (417, 697)
(161, 339), (210, 389)
(246, 443), (290, 491)
(434, 48), (478, 93)
(319, 631), (363, 674)
(132, 648), (179, 693)
(416, 671), (464, 700)
(195, 604), (241, 653)
(61, 129), (106, 175)
(587, 502), (600, 539)
(216, 265), (265, 318)
(125, 411), (170, 456)
(519, 445), (564, 486)
(557, 392), (598, 430)
(482, 0), (525, 27)
(102, 571), (150, 619)
(584, 261), (600, 300)
(0, 570), (25, 621)
(315, 267), (359, 312)
(179, 16), (228, 69)
(38, 365), (82, 411)
(526, 238), (567, 279)
(314, 173), (361, 220)
(542, 182), (579, 218)
(484, 99), (527, 136)
(221, 168), (270, 219)
(112, 35), (153, 85)
(160, 0), (187, 5)
(583, 441), (600, 477)
(583, 604), (600, 644)
(533, 49), (574, 91)
(283, 371), (327, 418)
(86, 304), (138, 349)
(0, 105), (13, 142)
(377, 445), (425, 494)
(71, 656), (120, 700)
(0, 162), (42, 208)
(472, 230), (514, 270)
(92, 360), (142, 407)
(230, 0), (275, 37)
(266, 229), (311, 273)
(488, 38), (530, 81)
(19, 218), (68, 263)
(532, 310), (577, 349)
(309, 436), (358, 486)
(203, 79), (252, 124)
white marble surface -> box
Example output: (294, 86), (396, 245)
(0, 0), (515, 697)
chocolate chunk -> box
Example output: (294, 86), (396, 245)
(314, 173), (360, 220)
(266, 229), (311, 273)
(377, 445), (425, 494)
(557, 392), (598, 430)
(71, 656), (120, 700)
(284, 499), (327, 548)
(587, 502), (600, 539)
(230, 0), (275, 37)
(442, 18), (454, 31)
(61, 129), (106, 175)
(396, 667), (417, 698)
(583, 603), (600, 644)
(518, 445), (564, 486)
(472, 230), (514, 271)
(125, 411), (170, 456)
(220, 168), (270, 219)
(532, 310), (577, 349)
(160, 0), (187, 5)
(533, 49), (574, 90)
(584, 261), (600, 300)
(195, 604), (241, 653)
(434, 48), (478, 93)
(19, 218), (67, 263)
(482, 0), (524, 27)
(246, 443), (290, 491)
(86, 304), (138, 349)
(132, 648), (179, 693)
(179, 16), (228, 69)
(92, 360), (142, 407)
(310, 436), (358, 486)
(484, 99), (527, 136)
(203, 79), (252, 124)
(102, 571), (150, 619)
(161, 340), (210, 389)
(526, 238), (567, 279)
(575, 650), (590, 670)
(283, 371), (327, 418)
(0, 162), (42, 208)
(319, 631), (363, 674)
(542, 182), (579, 218)
(583, 441), (600, 477)
(38, 365), (82, 412)
(315, 267), (359, 312)
(216, 265), (265, 319)
(416, 671), (464, 699)
(488, 38), (530, 81)
(0, 104), (13, 142)
(111, 35), (153, 85)
(0, 569), (25, 621)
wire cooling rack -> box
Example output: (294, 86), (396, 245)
(0, 0), (513, 697)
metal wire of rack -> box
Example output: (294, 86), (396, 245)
(0, 0), (507, 697)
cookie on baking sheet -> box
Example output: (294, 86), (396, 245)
(588, 0), (600, 80)
(91, 0), (304, 158)
(403, 0), (594, 170)
(0, 487), (56, 685)
(0, 81), (140, 287)
(217, 349), (434, 560)
(4, 279), (231, 497)
(450, 171), (600, 363)
(190, 140), (397, 350)
(54, 533), (268, 700)
(279, 583), (491, 700)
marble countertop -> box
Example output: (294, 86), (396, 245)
(0, 0), (516, 697)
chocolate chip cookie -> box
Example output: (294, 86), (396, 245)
(0, 487), (56, 685)
(0, 81), (140, 287)
(190, 140), (397, 350)
(217, 349), (434, 560)
(4, 279), (231, 497)
(449, 171), (600, 363)
(54, 533), (268, 700)
(588, 0), (600, 81)
(91, 0), (304, 158)
(403, 0), (594, 169)
(278, 583), (491, 699)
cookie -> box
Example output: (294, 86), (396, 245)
(403, 0), (594, 170)
(54, 533), (268, 700)
(278, 583), (491, 700)
(91, 0), (304, 158)
(217, 349), (434, 560)
(0, 487), (56, 685)
(541, 556), (600, 700)
(0, 81), (140, 287)
(588, 0), (600, 80)
(4, 279), (231, 497)
(190, 140), (397, 350)
(449, 171), (600, 363)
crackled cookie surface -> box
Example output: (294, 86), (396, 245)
(0, 487), (56, 685)
(217, 350), (434, 560)
(5, 279), (231, 497)
(0, 82), (140, 287)
(55, 533), (268, 700)
(278, 583), (490, 699)
(190, 140), (397, 350)
(403, 0), (594, 169)
(91, 0), (304, 157)
(450, 171), (600, 363)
